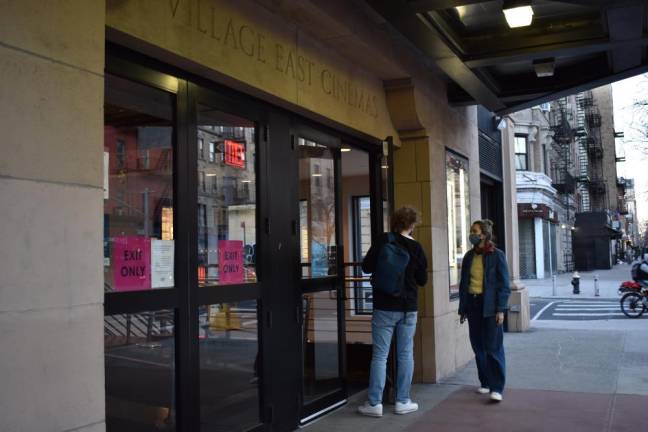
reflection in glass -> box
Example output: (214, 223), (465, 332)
(105, 310), (175, 431)
(446, 151), (471, 297)
(299, 138), (337, 278)
(340, 147), (373, 395)
(303, 292), (341, 403)
(197, 106), (257, 286)
(342, 147), (373, 316)
(381, 153), (391, 233)
(199, 302), (260, 431)
(352, 197), (373, 315)
(104, 75), (175, 293)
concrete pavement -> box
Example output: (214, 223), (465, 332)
(304, 325), (648, 432)
(522, 264), (632, 298)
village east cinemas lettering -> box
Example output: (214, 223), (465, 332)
(169, 0), (379, 118)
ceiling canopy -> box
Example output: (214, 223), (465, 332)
(365, 0), (648, 114)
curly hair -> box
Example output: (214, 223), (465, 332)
(391, 206), (419, 233)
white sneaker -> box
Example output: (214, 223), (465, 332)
(476, 387), (490, 394)
(394, 400), (419, 414)
(358, 401), (383, 417)
(490, 392), (503, 402)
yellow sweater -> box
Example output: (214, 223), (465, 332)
(469, 254), (484, 294)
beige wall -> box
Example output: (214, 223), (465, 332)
(0, 2), (508, 430)
(106, 0), (399, 144)
(0, 1), (106, 431)
(386, 79), (476, 382)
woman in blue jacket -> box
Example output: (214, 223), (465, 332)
(458, 219), (511, 402)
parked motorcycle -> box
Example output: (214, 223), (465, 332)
(618, 280), (648, 318)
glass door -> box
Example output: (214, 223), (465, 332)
(295, 127), (347, 423)
(192, 86), (265, 432)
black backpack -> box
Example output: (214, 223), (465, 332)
(370, 233), (410, 297)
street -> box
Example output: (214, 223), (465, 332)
(530, 297), (635, 321)
(523, 263), (633, 298)
(525, 264), (648, 325)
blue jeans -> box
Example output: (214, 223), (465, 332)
(466, 295), (506, 393)
(368, 309), (418, 405)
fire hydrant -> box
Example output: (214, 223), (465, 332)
(571, 271), (581, 294)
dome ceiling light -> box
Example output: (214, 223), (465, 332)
(503, 0), (534, 28)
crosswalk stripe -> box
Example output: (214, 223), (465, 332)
(559, 302), (618, 305)
(555, 308), (620, 311)
(532, 301), (556, 321)
(556, 303), (619, 306)
(556, 304), (619, 307)
(553, 312), (626, 316)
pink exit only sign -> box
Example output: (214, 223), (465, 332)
(113, 236), (151, 291)
(219, 240), (244, 284)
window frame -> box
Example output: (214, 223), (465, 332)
(514, 134), (529, 171)
(445, 149), (471, 300)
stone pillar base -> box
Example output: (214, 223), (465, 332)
(507, 281), (530, 332)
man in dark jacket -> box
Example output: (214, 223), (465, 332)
(357, 207), (428, 418)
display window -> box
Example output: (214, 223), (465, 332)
(446, 151), (471, 298)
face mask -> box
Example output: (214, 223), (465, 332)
(469, 234), (482, 246)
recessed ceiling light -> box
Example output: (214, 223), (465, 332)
(503, 1), (533, 28)
(312, 173), (322, 177)
(534, 58), (555, 77)
(341, 148), (352, 152)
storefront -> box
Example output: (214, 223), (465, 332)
(102, 48), (396, 432)
(102, 1), (399, 430)
(2, 1), (521, 431)
(517, 203), (559, 279)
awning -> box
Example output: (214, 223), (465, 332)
(365, 0), (648, 114)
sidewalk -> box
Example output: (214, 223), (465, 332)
(522, 263), (632, 298)
(304, 326), (648, 432)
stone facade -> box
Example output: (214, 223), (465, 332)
(0, 1), (522, 430)
(0, 1), (106, 432)
(510, 106), (570, 278)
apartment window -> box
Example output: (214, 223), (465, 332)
(209, 141), (216, 162)
(199, 171), (206, 192)
(198, 203), (207, 228)
(542, 144), (548, 175)
(198, 138), (204, 159)
(138, 149), (150, 170)
(116, 139), (126, 169)
(446, 151), (471, 298)
(242, 182), (250, 200)
(515, 135), (528, 171)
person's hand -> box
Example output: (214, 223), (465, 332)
(495, 312), (505, 326)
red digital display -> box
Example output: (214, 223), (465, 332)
(224, 140), (245, 169)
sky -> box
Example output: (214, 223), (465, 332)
(612, 75), (648, 225)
